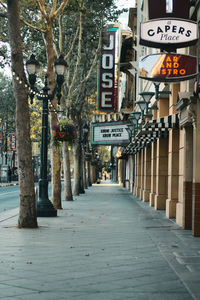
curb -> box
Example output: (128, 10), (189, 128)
(0, 182), (19, 187)
(0, 208), (18, 223)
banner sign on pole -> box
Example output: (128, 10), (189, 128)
(139, 53), (198, 82)
(9, 133), (16, 151)
(98, 28), (118, 112)
(140, 19), (198, 49)
(91, 122), (130, 145)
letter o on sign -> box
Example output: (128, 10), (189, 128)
(102, 54), (113, 69)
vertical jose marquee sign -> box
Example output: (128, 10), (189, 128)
(98, 28), (118, 112)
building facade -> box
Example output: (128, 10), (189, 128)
(118, 0), (200, 236)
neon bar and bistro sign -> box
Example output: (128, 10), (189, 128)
(139, 53), (198, 82)
(140, 18), (198, 49)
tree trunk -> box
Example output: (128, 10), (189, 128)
(87, 161), (92, 186)
(78, 141), (85, 193)
(45, 22), (62, 210)
(73, 142), (80, 196)
(63, 141), (73, 201)
(7, 0), (37, 228)
(83, 150), (88, 189)
(51, 144), (62, 209)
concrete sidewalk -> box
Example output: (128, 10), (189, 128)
(0, 181), (200, 299)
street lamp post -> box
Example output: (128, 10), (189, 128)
(26, 54), (67, 217)
(82, 123), (90, 188)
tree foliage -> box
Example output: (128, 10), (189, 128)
(0, 72), (15, 133)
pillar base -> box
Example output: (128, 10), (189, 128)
(192, 182), (200, 237)
(149, 193), (155, 207)
(154, 194), (166, 210)
(166, 199), (178, 219)
(139, 188), (143, 200)
(130, 183), (133, 193)
(143, 190), (150, 202)
(136, 187), (141, 198)
(176, 202), (184, 227)
(133, 185), (137, 195)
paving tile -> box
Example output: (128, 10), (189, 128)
(0, 182), (199, 299)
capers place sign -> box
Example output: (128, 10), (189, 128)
(139, 53), (198, 82)
(140, 18), (198, 49)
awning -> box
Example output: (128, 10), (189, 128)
(122, 114), (179, 155)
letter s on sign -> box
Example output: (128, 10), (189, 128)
(102, 73), (113, 88)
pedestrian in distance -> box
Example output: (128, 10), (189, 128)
(7, 167), (12, 183)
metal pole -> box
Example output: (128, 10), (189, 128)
(37, 80), (57, 217)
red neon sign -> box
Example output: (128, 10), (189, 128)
(139, 53), (198, 82)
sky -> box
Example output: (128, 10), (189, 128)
(116, 0), (136, 28)
(1, 0), (136, 77)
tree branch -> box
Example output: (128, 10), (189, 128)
(64, 26), (79, 61)
(67, 9), (83, 99)
(54, 0), (70, 19)
(50, 0), (57, 18)
(34, 0), (47, 19)
(0, 0), (6, 9)
(69, 25), (103, 100)
(0, 0), (7, 17)
(58, 15), (63, 53)
(21, 18), (46, 33)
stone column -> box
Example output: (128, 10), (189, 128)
(136, 151), (141, 198)
(176, 120), (185, 227)
(122, 159), (127, 187)
(183, 126), (193, 229)
(149, 142), (157, 207)
(155, 137), (168, 210)
(118, 158), (123, 186)
(133, 153), (138, 195)
(143, 146), (151, 202)
(192, 101), (200, 236)
(140, 149), (145, 200)
(158, 97), (169, 118)
(166, 129), (179, 218)
(125, 159), (130, 190)
(129, 156), (133, 192)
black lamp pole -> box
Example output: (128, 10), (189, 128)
(26, 54), (67, 217)
(37, 76), (56, 217)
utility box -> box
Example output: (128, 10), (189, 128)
(1, 165), (8, 182)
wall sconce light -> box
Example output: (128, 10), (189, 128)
(139, 91), (154, 104)
(126, 123), (135, 141)
(135, 100), (148, 118)
(130, 111), (141, 121)
(153, 82), (171, 100)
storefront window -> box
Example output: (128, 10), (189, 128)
(141, 0), (144, 10)
(166, 0), (173, 13)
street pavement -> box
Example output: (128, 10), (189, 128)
(0, 181), (200, 299)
